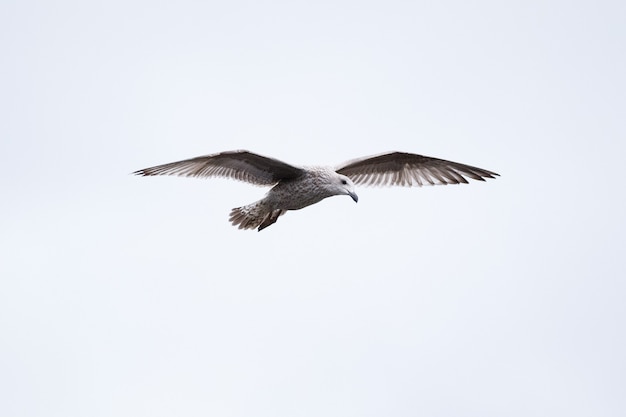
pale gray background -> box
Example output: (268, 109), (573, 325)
(1, 0), (625, 416)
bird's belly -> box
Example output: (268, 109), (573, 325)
(281, 194), (327, 210)
(268, 185), (329, 211)
(267, 179), (333, 211)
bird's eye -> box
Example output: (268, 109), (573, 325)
(341, 179), (347, 185)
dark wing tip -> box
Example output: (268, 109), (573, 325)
(479, 170), (500, 180)
(132, 168), (163, 176)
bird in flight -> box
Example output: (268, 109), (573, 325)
(133, 150), (499, 231)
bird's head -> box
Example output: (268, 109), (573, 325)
(334, 174), (358, 203)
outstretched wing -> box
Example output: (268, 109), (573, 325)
(336, 152), (499, 187)
(133, 150), (305, 186)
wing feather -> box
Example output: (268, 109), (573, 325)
(336, 152), (499, 187)
(133, 150), (304, 186)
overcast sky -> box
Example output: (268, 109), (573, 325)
(1, 0), (625, 416)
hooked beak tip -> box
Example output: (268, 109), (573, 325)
(350, 192), (358, 203)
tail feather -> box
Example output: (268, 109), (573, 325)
(229, 202), (285, 231)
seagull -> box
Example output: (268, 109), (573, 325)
(133, 150), (499, 231)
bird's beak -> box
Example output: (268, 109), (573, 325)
(349, 191), (358, 203)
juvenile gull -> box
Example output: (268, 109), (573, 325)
(133, 150), (499, 231)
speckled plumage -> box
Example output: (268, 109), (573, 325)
(228, 168), (351, 230)
(133, 150), (499, 231)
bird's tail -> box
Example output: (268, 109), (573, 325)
(229, 201), (286, 231)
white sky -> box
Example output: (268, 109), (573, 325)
(1, 0), (625, 416)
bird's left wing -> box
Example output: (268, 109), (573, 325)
(133, 150), (304, 186)
(336, 152), (499, 187)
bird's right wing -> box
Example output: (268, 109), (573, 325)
(336, 152), (499, 187)
(133, 150), (305, 186)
